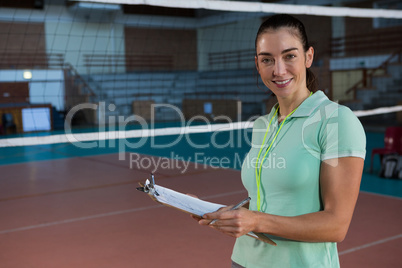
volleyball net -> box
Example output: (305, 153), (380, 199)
(0, 0), (401, 161)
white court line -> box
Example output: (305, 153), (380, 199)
(339, 234), (402, 255)
(0, 205), (162, 235)
(0, 190), (246, 235)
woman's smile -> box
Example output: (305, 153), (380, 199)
(272, 78), (293, 87)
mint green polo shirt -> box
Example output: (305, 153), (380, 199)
(231, 91), (366, 268)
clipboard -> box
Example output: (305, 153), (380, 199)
(137, 174), (276, 246)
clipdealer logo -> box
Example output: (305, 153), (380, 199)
(63, 102), (254, 160)
(129, 151), (286, 173)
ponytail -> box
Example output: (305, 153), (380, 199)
(306, 68), (317, 93)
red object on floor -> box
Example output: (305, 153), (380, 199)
(370, 127), (402, 173)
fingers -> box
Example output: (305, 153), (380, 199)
(199, 208), (255, 238)
(198, 207), (231, 225)
(199, 208), (242, 226)
(207, 219), (248, 238)
(190, 214), (202, 222)
(203, 206), (233, 220)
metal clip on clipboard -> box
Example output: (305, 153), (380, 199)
(136, 173), (159, 196)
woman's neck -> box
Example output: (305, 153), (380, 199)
(277, 89), (311, 120)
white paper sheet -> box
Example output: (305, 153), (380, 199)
(149, 182), (225, 217)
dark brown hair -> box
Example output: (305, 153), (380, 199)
(255, 14), (317, 92)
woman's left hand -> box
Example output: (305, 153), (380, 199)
(199, 207), (257, 238)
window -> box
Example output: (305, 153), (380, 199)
(22, 107), (51, 132)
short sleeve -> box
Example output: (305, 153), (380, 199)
(319, 105), (366, 161)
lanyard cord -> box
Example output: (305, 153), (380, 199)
(255, 92), (312, 211)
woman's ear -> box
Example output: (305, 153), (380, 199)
(255, 56), (260, 73)
(305, 46), (314, 68)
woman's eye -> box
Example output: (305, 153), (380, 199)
(262, 58), (274, 64)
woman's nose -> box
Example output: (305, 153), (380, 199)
(273, 60), (286, 76)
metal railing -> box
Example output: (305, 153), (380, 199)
(84, 54), (174, 71)
(345, 49), (401, 98)
(64, 62), (96, 97)
(0, 52), (64, 69)
(208, 49), (255, 69)
(330, 29), (402, 57)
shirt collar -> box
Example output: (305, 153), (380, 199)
(269, 90), (329, 118)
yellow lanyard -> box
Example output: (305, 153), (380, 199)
(255, 92), (312, 211)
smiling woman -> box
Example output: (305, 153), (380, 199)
(254, 15), (316, 118)
(196, 14), (366, 268)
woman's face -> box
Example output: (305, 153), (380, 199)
(255, 28), (314, 100)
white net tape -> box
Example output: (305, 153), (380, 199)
(1, 106), (401, 148)
(353, 105), (402, 118)
(72, 0), (402, 19)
